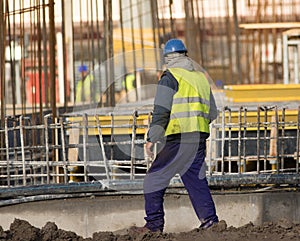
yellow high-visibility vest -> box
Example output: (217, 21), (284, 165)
(76, 74), (99, 102)
(122, 74), (135, 91)
(165, 68), (211, 136)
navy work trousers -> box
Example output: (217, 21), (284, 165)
(143, 141), (218, 232)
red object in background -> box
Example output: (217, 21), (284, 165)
(26, 72), (59, 104)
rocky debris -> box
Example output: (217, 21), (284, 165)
(0, 218), (300, 241)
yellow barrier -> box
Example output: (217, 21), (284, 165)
(67, 114), (150, 136)
(224, 84), (300, 103)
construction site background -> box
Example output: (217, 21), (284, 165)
(1, 0), (300, 117)
(0, 0), (300, 190)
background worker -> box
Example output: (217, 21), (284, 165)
(122, 72), (137, 102)
(133, 39), (219, 233)
(75, 65), (99, 103)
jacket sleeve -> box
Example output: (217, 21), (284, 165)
(209, 89), (218, 122)
(147, 72), (178, 143)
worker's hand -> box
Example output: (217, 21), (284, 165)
(145, 141), (154, 159)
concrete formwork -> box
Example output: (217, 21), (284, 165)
(0, 191), (299, 238)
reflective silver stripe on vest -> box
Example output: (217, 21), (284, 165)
(170, 110), (210, 119)
(172, 96), (210, 106)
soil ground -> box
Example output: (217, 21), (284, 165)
(0, 218), (300, 241)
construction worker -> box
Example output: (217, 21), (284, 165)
(122, 72), (137, 102)
(131, 39), (219, 233)
(75, 65), (99, 103)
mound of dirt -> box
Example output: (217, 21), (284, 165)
(0, 218), (300, 241)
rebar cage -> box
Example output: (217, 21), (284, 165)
(0, 105), (299, 189)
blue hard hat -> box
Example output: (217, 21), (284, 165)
(163, 39), (187, 56)
(78, 65), (88, 73)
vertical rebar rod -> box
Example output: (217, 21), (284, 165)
(129, 0), (138, 101)
(257, 106), (261, 173)
(237, 107), (243, 173)
(29, 0), (37, 116)
(228, 108), (232, 173)
(275, 106), (279, 173)
(232, 0), (242, 84)
(60, 117), (68, 183)
(195, 0), (204, 65)
(118, 0), (127, 100)
(42, 0), (49, 107)
(110, 112), (114, 161)
(13, 119), (17, 162)
(96, 115), (110, 180)
(168, 0), (175, 38)
(37, 0), (43, 120)
(137, 0), (145, 68)
(71, 1), (76, 103)
(297, 105), (300, 173)
(158, 0), (167, 42)
(272, 0), (277, 83)
(243, 108), (247, 172)
(263, 107), (268, 171)
(20, 116), (26, 185)
(130, 110), (137, 180)
(20, 0), (26, 114)
(61, 0), (68, 109)
(200, 0), (207, 67)
(6, 1), (16, 116)
(217, 1), (226, 82)
(263, 29), (269, 83)
(49, 0), (56, 119)
(105, 0), (115, 107)
(281, 108), (286, 171)
(44, 115), (50, 184)
(221, 107), (225, 175)
(1, 0), (7, 127)
(95, 0), (103, 106)
(83, 114), (88, 182)
(5, 117), (10, 187)
(150, 0), (160, 70)
(86, 0), (93, 103)
(78, 0), (85, 103)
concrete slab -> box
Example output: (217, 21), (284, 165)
(0, 192), (299, 238)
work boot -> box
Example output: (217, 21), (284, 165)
(128, 225), (151, 235)
(128, 225), (162, 235)
(199, 219), (218, 229)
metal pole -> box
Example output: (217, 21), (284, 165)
(221, 107), (225, 175)
(130, 110), (137, 180)
(96, 115), (110, 180)
(83, 114), (88, 182)
(5, 117), (10, 187)
(1, 0), (7, 127)
(60, 117), (68, 183)
(42, 0), (49, 107)
(256, 106), (261, 173)
(104, 0), (115, 107)
(232, 0), (242, 84)
(61, 0), (68, 109)
(49, 0), (57, 119)
(297, 105), (300, 173)
(44, 115), (50, 184)
(20, 116), (26, 186)
(238, 106), (242, 173)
